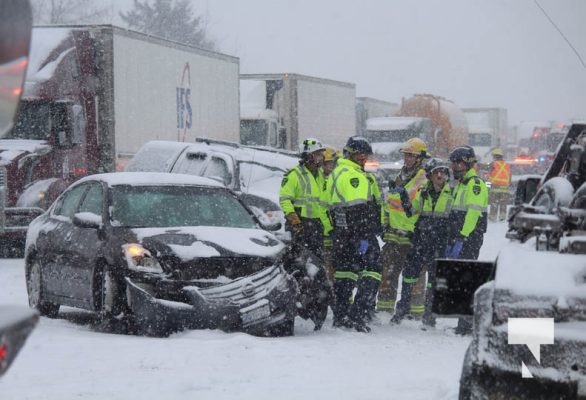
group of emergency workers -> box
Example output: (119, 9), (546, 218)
(279, 135), (489, 333)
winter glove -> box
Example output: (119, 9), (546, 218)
(445, 241), (464, 259)
(286, 213), (304, 239)
(357, 240), (369, 255)
(388, 182), (406, 195)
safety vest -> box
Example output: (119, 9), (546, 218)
(488, 160), (511, 192)
(414, 181), (453, 218)
(450, 169), (489, 238)
(385, 168), (427, 234)
(279, 163), (331, 233)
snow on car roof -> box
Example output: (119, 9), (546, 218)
(126, 139), (299, 174)
(75, 172), (225, 188)
(495, 242), (586, 297)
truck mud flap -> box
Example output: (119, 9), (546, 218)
(432, 259), (495, 317)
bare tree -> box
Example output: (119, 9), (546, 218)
(30, 0), (113, 25)
(120, 0), (217, 50)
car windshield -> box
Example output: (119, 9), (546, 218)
(109, 185), (257, 229)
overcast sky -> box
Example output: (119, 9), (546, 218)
(118, 0), (586, 128)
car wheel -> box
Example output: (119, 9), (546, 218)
(26, 259), (59, 318)
(98, 266), (128, 319)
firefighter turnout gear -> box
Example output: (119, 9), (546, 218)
(379, 166), (428, 314)
(391, 177), (453, 326)
(324, 155), (382, 332)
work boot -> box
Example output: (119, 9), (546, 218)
(332, 279), (355, 326)
(390, 280), (415, 325)
(421, 313), (436, 328)
(351, 276), (380, 327)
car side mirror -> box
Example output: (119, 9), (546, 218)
(72, 212), (102, 229)
(260, 221), (282, 232)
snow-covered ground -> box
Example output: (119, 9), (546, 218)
(0, 222), (509, 400)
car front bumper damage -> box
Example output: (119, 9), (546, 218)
(125, 265), (298, 335)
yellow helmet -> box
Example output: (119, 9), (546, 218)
(400, 138), (428, 158)
(492, 148), (503, 157)
(324, 147), (340, 162)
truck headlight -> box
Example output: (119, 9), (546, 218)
(122, 243), (163, 273)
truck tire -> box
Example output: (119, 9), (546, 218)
(530, 177), (574, 213)
(26, 259), (60, 318)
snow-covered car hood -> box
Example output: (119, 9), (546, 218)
(132, 226), (285, 261)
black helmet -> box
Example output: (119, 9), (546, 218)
(448, 146), (476, 164)
(424, 157), (449, 176)
(344, 136), (373, 155)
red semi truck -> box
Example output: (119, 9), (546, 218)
(0, 25), (240, 255)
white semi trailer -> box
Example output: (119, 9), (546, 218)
(239, 73), (356, 150)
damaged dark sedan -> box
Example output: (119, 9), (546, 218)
(24, 172), (300, 336)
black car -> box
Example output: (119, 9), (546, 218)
(24, 172), (301, 336)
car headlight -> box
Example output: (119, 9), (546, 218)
(122, 243), (163, 273)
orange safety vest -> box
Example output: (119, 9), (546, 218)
(488, 160), (511, 187)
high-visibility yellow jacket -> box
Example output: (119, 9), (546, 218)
(450, 168), (489, 238)
(279, 163), (331, 234)
(323, 158), (380, 238)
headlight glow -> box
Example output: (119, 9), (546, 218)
(122, 243), (163, 273)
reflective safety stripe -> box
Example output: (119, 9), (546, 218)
(323, 236), (333, 247)
(376, 299), (395, 311)
(334, 270), (359, 281)
(328, 165), (372, 208)
(410, 305), (425, 314)
(453, 203), (487, 212)
(288, 166), (323, 217)
(360, 270), (382, 281)
(403, 276), (418, 284)
(489, 161), (511, 187)
(383, 232), (412, 245)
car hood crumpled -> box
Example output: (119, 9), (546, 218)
(132, 226), (285, 261)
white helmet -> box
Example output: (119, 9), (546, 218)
(299, 138), (326, 155)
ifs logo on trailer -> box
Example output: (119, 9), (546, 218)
(508, 318), (554, 378)
(176, 62), (193, 141)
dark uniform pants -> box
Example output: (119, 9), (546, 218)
(332, 229), (382, 324)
